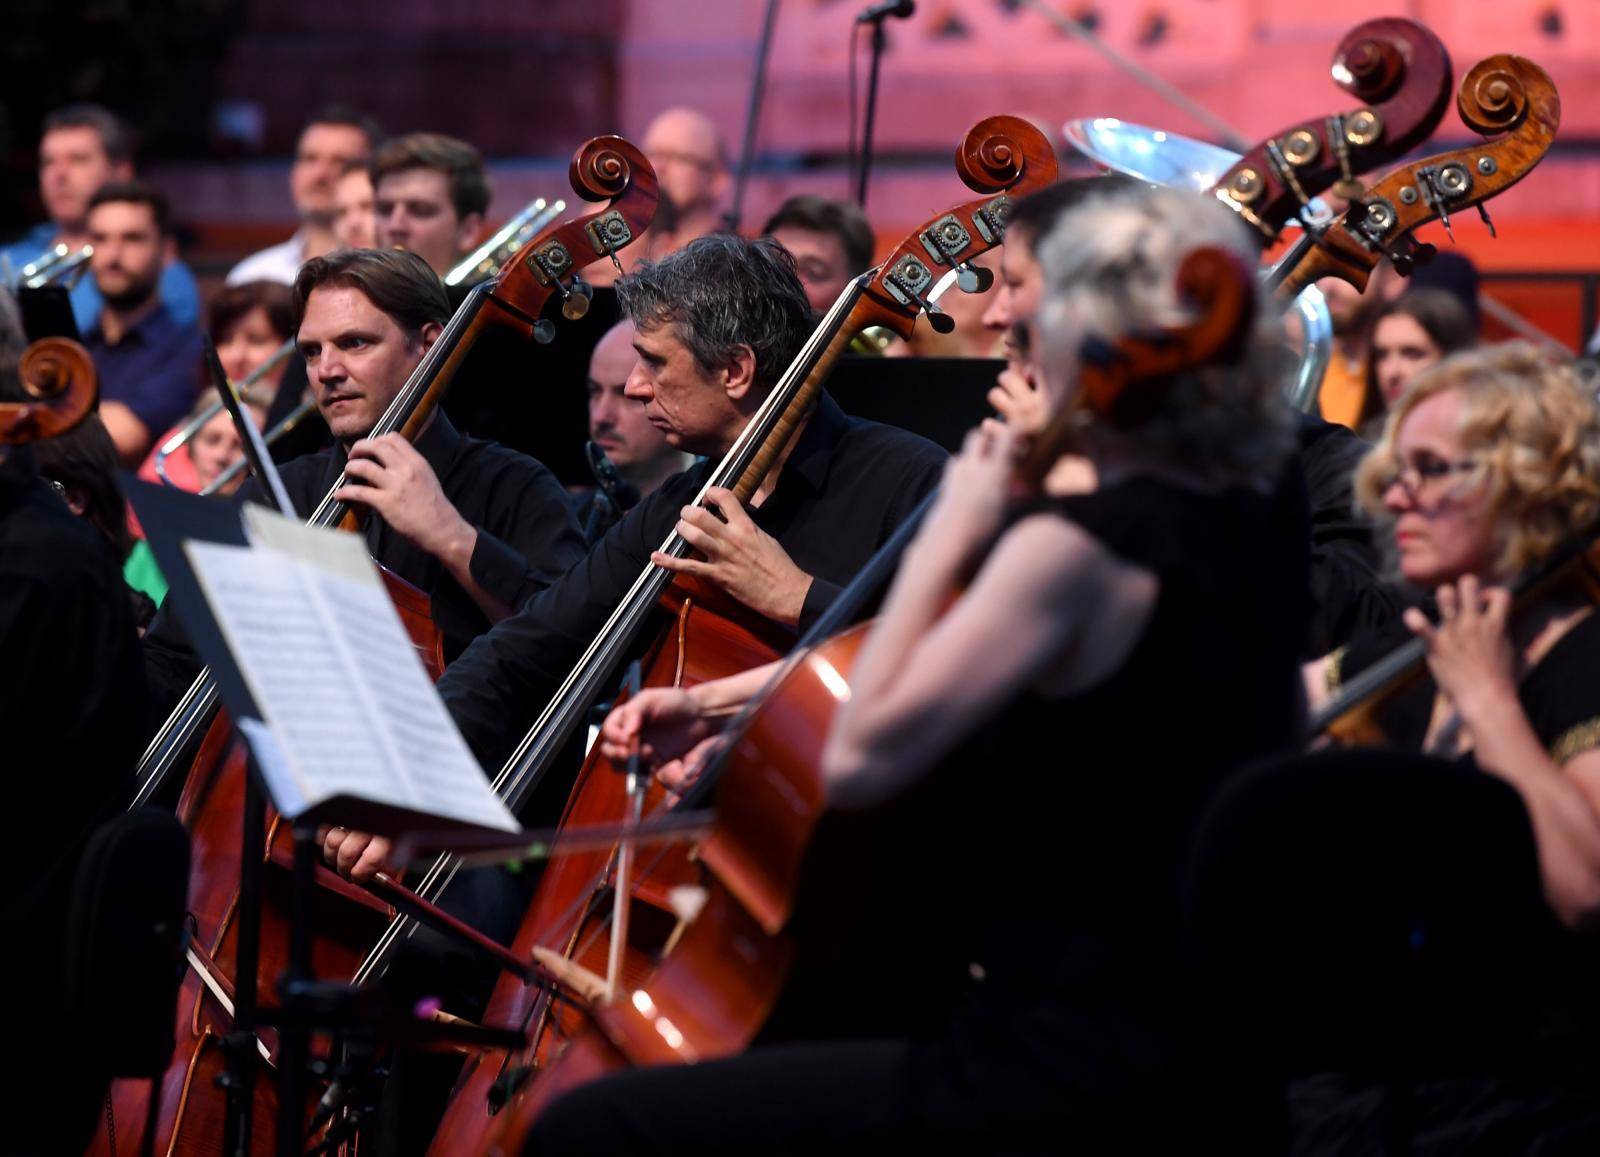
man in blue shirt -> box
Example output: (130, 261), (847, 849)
(0, 104), (200, 333)
(81, 182), (203, 464)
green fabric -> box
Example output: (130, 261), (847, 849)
(123, 537), (167, 604)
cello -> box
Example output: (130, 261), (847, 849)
(424, 113), (1058, 1153)
(459, 236), (1263, 1153)
(89, 135), (658, 1156)
(0, 336), (99, 443)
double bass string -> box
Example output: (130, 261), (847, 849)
(514, 487), (938, 1038)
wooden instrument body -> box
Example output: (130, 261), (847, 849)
(86, 567), (444, 1156)
(429, 576), (797, 1151)
(446, 623), (867, 1156)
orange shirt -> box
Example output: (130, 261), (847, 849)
(1318, 349), (1368, 431)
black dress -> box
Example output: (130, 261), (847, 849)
(521, 475), (1310, 1156)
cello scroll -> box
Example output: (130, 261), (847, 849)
(856, 114), (1057, 342)
(485, 135), (659, 333)
(0, 336), (98, 445)
(1019, 245), (1257, 486)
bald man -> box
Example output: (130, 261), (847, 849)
(575, 319), (691, 541)
(641, 107), (730, 249)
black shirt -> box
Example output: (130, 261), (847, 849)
(141, 412), (588, 723)
(438, 392), (948, 769)
(1, 451), (146, 1140)
(1295, 412), (1407, 656)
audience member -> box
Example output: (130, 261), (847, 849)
(0, 104), (201, 332)
(641, 107), (729, 250)
(135, 279), (295, 492)
(761, 194), (875, 313)
(573, 319), (692, 541)
(333, 163), (377, 249)
(1314, 263), (1395, 429)
(372, 132), (489, 277)
(226, 105), (381, 285)
(1358, 289), (1477, 437)
(82, 182), (203, 465)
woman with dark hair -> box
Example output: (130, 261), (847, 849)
(135, 278), (295, 493)
(1357, 288), (1476, 437)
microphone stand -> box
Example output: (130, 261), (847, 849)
(724, 0), (782, 232)
(855, 12), (891, 208)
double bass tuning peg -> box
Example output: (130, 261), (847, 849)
(560, 278), (594, 321)
(956, 261), (994, 294)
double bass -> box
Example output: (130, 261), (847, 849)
(424, 113), (1058, 1153)
(89, 135), (659, 1156)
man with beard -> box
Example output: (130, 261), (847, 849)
(81, 182), (204, 464)
(0, 104), (202, 331)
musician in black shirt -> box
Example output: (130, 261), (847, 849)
(324, 234), (946, 882)
(141, 248), (587, 721)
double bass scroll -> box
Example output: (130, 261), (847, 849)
(1211, 17), (1453, 240)
(1273, 53), (1560, 300)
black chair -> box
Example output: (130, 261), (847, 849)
(62, 808), (191, 1150)
(1182, 750), (1567, 1156)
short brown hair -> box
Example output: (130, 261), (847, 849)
(292, 248), (450, 336)
(760, 195), (876, 277)
(87, 180), (171, 236)
(208, 280), (295, 345)
(43, 103), (136, 166)
(370, 132), (490, 221)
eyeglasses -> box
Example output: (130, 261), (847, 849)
(1378, 456), (1481, 499)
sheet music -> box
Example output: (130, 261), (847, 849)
(184, 512), (517, 835)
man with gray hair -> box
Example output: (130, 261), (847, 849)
(326, 233), (947, 883)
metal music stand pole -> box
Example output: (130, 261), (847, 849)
(725, 0), (782, 232)
(855, 14), (890, 208)
(221, 759), (268, 1156)
(276, 824), (319, 1157)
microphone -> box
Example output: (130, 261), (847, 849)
(857, 0), (914, 22)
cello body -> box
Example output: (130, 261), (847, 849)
(427, 575), (795, 1152)
(433, 618), (867, 1155)
(86, 568), (444, 1156)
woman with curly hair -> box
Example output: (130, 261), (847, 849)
(534, 182), (1311, 1153)
(1308, 341), (1600, 927)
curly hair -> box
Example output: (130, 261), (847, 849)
(1353, 341), (1600, 579)
(1031, 183), (1293, 488)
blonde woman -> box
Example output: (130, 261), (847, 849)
(1308, 342), (1600, 929)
